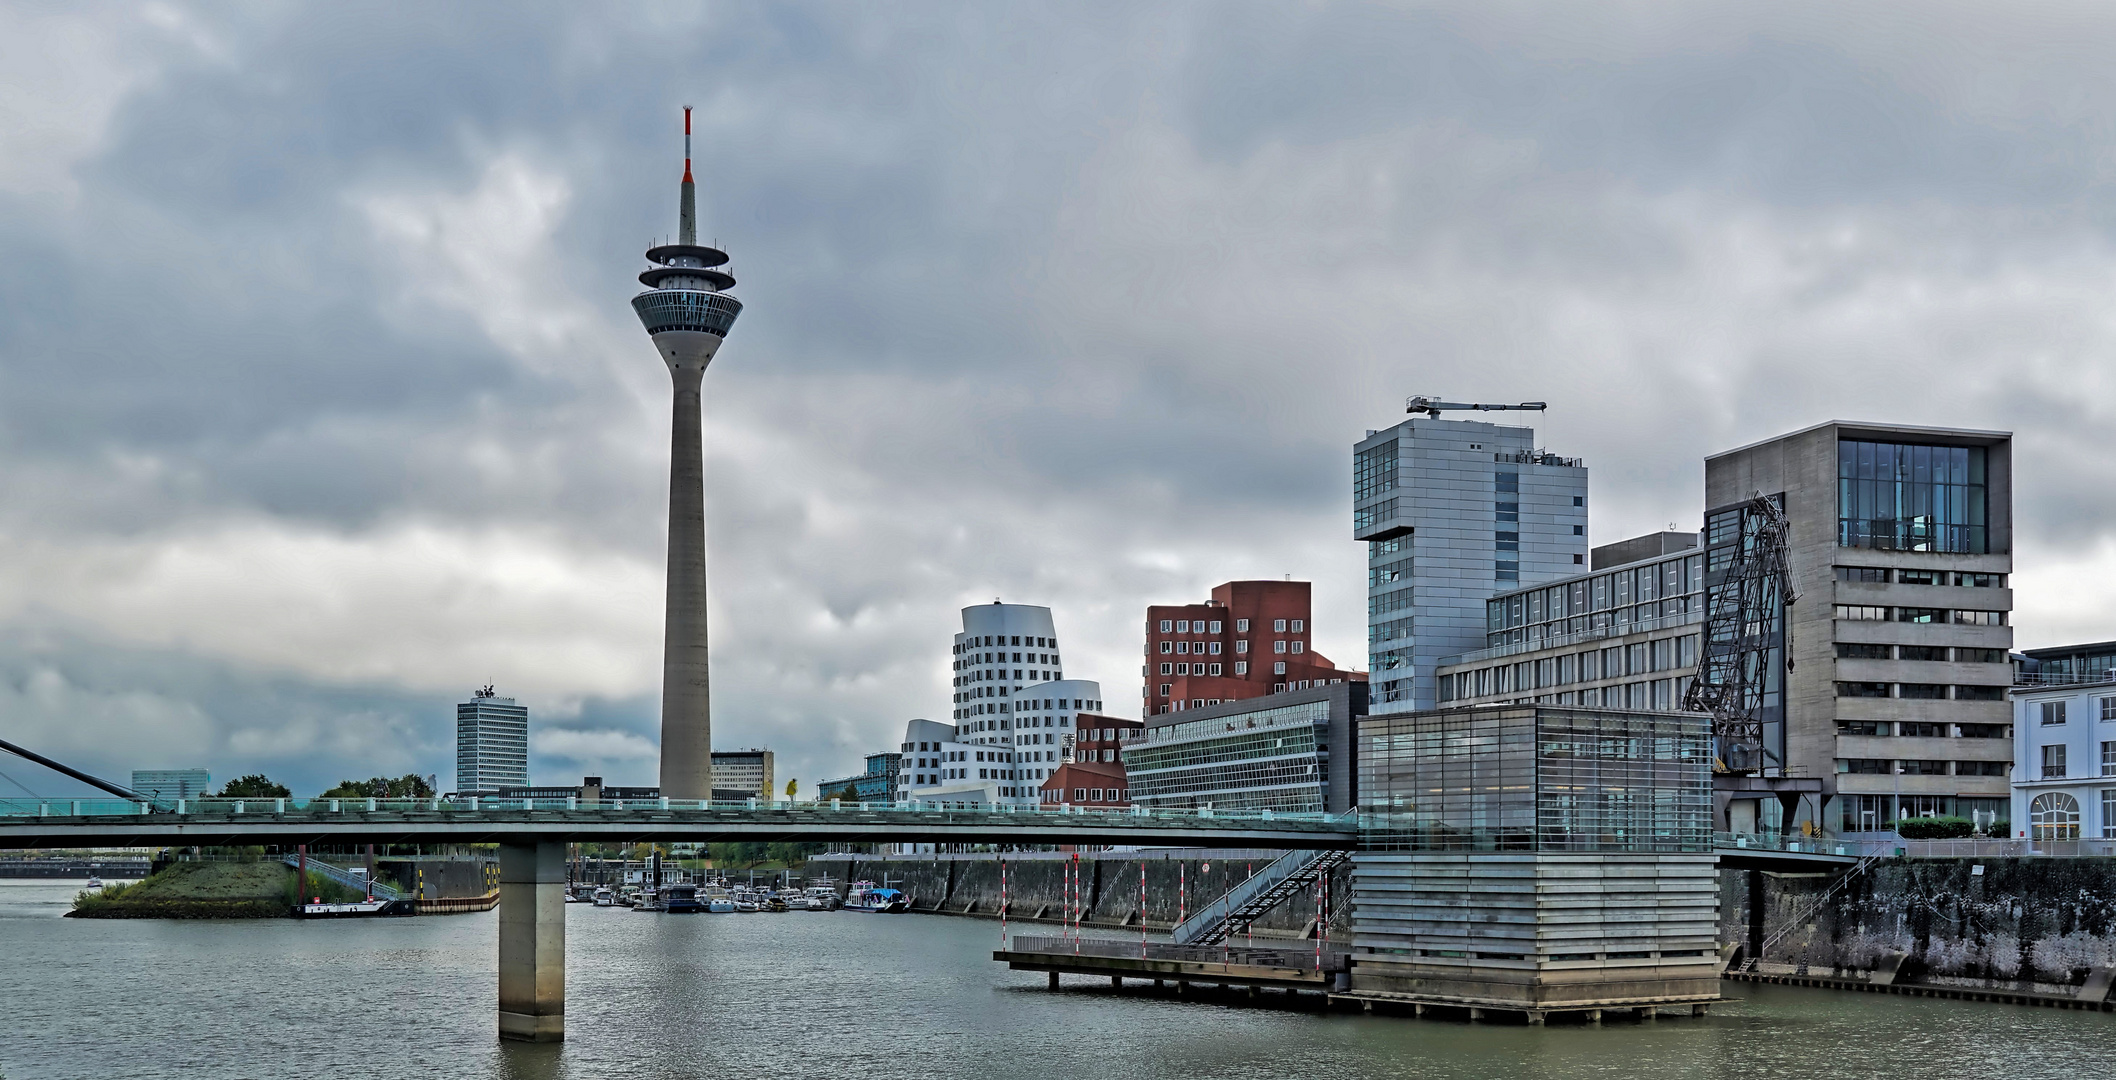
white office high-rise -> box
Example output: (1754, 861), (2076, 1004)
(1354, 416), (1589, 713)
(456, 686), (530, 794)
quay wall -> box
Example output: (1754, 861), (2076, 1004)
(802, 853), (1352, 938)
(1725, 858), (2116, 992)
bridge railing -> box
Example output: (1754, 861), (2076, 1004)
(0, 796), (1361, 829)
(1715, 831), (1862, 857)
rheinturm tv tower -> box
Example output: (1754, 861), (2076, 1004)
(632, 107), (741, 800)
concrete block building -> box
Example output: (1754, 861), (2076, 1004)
(1436, 421), (2014, 836)
(1353, 416), (1589, 714)
(708, 750), (774, 800)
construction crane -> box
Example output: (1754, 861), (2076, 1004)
(1682, 493), (1797, 775)
(1405, 396), (1548, 418)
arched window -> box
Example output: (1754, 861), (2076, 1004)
(2031, 792), (2082, 840)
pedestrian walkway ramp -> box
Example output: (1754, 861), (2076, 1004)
(1169, 848), (1348, 946)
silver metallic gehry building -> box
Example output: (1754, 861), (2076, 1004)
(632, 108), (743, 801)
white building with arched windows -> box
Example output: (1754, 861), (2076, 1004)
(2012, 674), (2116, 841)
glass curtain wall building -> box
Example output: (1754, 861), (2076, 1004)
(1354, 416), (1589, 714)
(1357, 706), (1712, 852)
(1124, 682), (1365, 814)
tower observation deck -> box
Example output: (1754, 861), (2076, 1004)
(633, 107), (742, 801)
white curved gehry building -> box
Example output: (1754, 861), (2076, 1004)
(894, 602), (1106, 806)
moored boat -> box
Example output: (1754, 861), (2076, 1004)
(843, 881), (908, 913)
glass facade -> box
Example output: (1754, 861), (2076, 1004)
(1357, 706), (1711, 852)
(1838, 440), (1987, 553)
(1353, 441), (1398, 503)
(631, 289), (743, 336)
(1482, 551), (1703, 650)
(1126, 699), (1334, 814)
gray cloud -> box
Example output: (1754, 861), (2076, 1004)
(3, 2), (2116, 793)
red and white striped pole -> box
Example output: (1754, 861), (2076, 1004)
(1178, 859), (1186, 940)
(1000, 854), (1008, 950)
(1138, 859), (1147, 959)
(1313, 874), (1323, 972)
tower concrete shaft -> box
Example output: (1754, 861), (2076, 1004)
(660, 361), (710, 799)
(633, 106), (742, 801)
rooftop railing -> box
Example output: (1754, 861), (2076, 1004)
(0, 796), (1360, 828)
(2013, 671), (2116, 688)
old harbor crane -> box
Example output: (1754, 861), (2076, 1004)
(1682, 493), (1798, 775)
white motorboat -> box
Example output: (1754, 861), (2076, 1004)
(592, 886), (614, 907)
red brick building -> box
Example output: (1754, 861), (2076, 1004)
(1142, 580), (1364, 716)
(1039, 759), (1129, 808)
(1070, 714), (1143, 764)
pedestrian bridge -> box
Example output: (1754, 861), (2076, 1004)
(0, 795), (1357, 850)
(3, 795), (1856, 1042)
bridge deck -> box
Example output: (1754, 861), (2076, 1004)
(0, 797), (1357, 849)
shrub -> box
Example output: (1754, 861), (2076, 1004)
(1896, 816), (1975, 840)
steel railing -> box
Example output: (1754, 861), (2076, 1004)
(0, 796), (1361, 829)
(282, 853), (403, 900)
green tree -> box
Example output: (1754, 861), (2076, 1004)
(218, 774), (290, 798)
(320, 773), (437, 799)
(831, 784), (861, 803)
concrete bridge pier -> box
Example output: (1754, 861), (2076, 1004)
(498, 842), (566, 1042)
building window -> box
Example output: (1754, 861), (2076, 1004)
(1840, 758), (1890, 775)
(1895, 569), (1941, 585)
(1159, 620), (1172, 632)
(2031, 792), (2081, 840)
(1896, 607), (1946, 624)
(1235, 640), (1249, 654)
(1355, 441), (1398, 503)
(1274, 640), (1287, 654)
(1235, 662), (1248, 675)
(1838, 720), (1888, 736)
(1956, 573), (2004, 588)
(1899, 683), (1948, 700)
(1954, 610), (2006, 626)
(1836, 682), (1892, 698)
(1159, 663), (1172, 675)
(1835, 567), (1890, 582)
(1835, 605), (1890, 620)
(1176, 641), (1188, 654)
(1291, 641), (1305, 654)
(1236, 619), (1250, 632)
(2104, 790), (2116, 840)
(1290, 620), (1304, 632)
(1900, 722), (1944, 737)
(1956, 686), (2005, 701)
(1209, 663), (1222, 676)
(1837, 642), (1892, 660)
(1838, 440), (1987, 553)
(1208, 642), (1222, 655)
(2103, 698), (2116, 723)
(1274, 662), (1287, 675)
(1274, 619), (1288, 632)
(1160, 641), (1172, 654)
(2042, 701), (2068, 726)
(1899, 760), (1949, 776)
(1957, 761), (2008, 776)
(2043, 744), (2068, 780)
(1159, 684), (1171, 697)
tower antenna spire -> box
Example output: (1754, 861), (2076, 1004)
(679, 105), (697, 246)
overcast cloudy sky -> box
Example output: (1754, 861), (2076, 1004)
(4, 1), (2116, 796)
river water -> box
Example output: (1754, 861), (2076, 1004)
(0, 878), (2107, 1079)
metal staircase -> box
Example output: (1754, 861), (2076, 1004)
(1170, 848), (1348, 946)
(281, 853), (403, 900)
(1733, 851), (1882, 974)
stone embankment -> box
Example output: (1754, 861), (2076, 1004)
(805, 851), (1352, 938)
(1726, 857), (2116, 998)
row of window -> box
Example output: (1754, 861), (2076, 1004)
(1488, 555), (1702, 632)
(1370, 616), (1414, 645)
(1839, 759), (2011, 776)
(1443, 679), (1690, 712)
(1836, 721), (2009, 738)
(2037, 742), (2116, 779)
(1833, 605), (2007, 625)
(1495, 473), (1517, 582)
(956, 635), (1054, 652)
(1836, 643), (2008, 663)
(2037, 699), (2116, 725)
(1442, 635), (1698, 700)
(1835, 567), (2005, 587)
(955, 651), (1059, 671)
(1042, 787), (1130, 803)
(1155, 617), (1298, 634)
(1835, 682), (2006, 701)
(1160, 661), (1242, 677)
